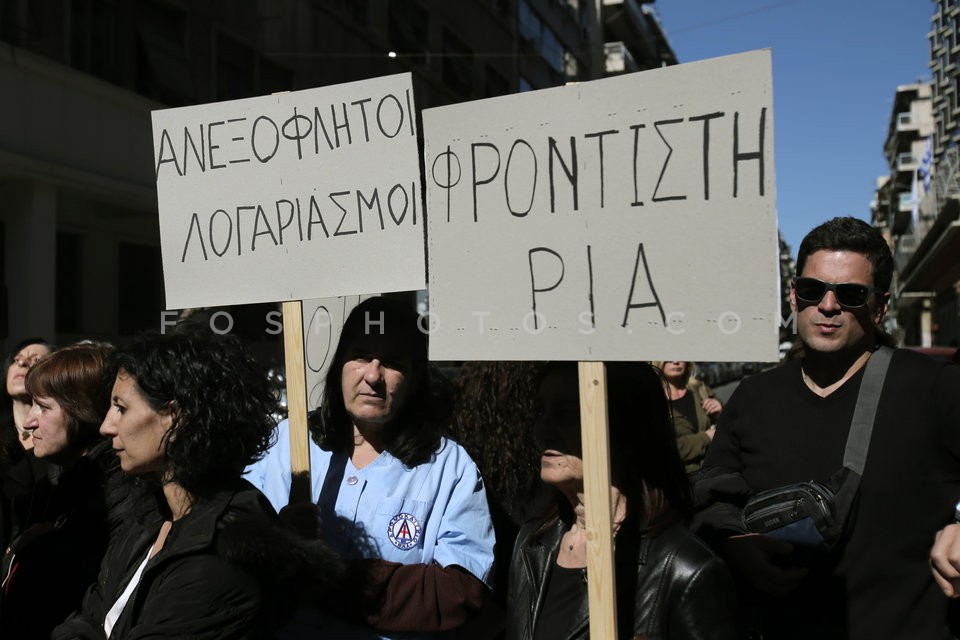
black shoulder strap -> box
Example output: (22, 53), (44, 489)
(316, 451), (349, 523)
(843, 346), (894, 475)
(830, 346), (894, 527)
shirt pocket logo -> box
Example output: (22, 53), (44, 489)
(387, 512), (422, 550)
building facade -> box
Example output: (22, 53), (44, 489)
(0, 0), (674, 356)
(873, 0), (960, 346)
(873, 81), (935, 344)
(883, 1), (960, 348)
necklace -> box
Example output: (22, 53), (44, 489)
(567, 521), (623, 551)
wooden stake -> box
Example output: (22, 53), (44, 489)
(282, 300), (311, 504)
(578, 361), (617, 639)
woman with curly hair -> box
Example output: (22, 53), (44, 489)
(448, 361), (551, 637)
(451, 362), (545, 524)
(53, 325), (339, 640)
(248, 296), (494, 639)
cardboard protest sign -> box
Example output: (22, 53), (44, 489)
(302, 294), (374, 410)
(423, 50), (778, 362)
(153, 73), (424, 309)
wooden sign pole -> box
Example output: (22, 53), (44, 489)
(282, 300), (312, 504)
(578, 361), (618, 639)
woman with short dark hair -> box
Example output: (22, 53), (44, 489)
(1, 342), (120, 640)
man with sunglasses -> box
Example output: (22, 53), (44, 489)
(694, 217), (960, 639)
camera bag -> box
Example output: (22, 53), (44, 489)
(741, 346), (893, 549)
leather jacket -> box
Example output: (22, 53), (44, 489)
(506, 518), (737, 640)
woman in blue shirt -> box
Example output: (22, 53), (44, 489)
(248, 296), (495, 638)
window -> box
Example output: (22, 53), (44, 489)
(388, 0), (428, 65)
(485, 64), (510, 97)
(55, 232), (82, 333)
(138, 0), (186, 52)
(118, 243), (163, 335)
(0, 0), (31, 46)
(541, 28), (563, 73)
(519, 0), (541, 42)
(135, 0), (189, 104)
(345, 0), (369, 24)
(493, 0), (512, 22)
(564, 49), (578, 78)
(216, 32), (256, 100)
(260, 56), (293, 95)
(442, 28), (474, 97)
(70, 0), (125, 84)
(519, 0), (569, 76)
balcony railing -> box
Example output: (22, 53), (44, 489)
(893, 145), (960, 271)
(897, 152), (919, 171)
(899, 191), (917, 211)
(897, 112), (919, 130)
(604, 41), (637, 75)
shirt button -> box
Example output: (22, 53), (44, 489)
(346, 475), (359, 485)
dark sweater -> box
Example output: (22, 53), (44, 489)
(696, 350), (960, 639)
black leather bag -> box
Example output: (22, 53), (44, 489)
(741, 480), (839, 548)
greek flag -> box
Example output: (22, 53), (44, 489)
(912, 168), (920, 231)
(919, 136), (933, 191)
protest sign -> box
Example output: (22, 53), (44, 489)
(302, 294), (374, 410)
(153, 73), (424, 309)
(423, 50), (778, 362)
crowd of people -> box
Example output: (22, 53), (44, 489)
(1, 216), (959, 639)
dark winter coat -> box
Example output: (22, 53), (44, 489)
(52, 479), (341, 640)
(0, 413), (51, 552)
(0, 438), (131, 640)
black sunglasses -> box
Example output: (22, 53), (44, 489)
(793, 277), (876, 308)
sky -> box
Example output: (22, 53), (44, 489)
(654, 0), (934, 256)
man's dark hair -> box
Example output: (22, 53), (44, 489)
(796, 216), (894, 292)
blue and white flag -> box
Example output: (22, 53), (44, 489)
(919, 136), (933, 191)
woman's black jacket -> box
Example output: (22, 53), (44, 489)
(52, 480), (340, 640)
(0, 438), (131, 640)
(506, 517), (738, 640)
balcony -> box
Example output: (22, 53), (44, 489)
(897, 152), (919, 172)
(895, 146), (960, 293)
(894, 187), (938, 268)
(604, 41), (638, 75)
(899, 191), (917, 212)
(601, 0), (676, 68)
(897, 112), (920, 131)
